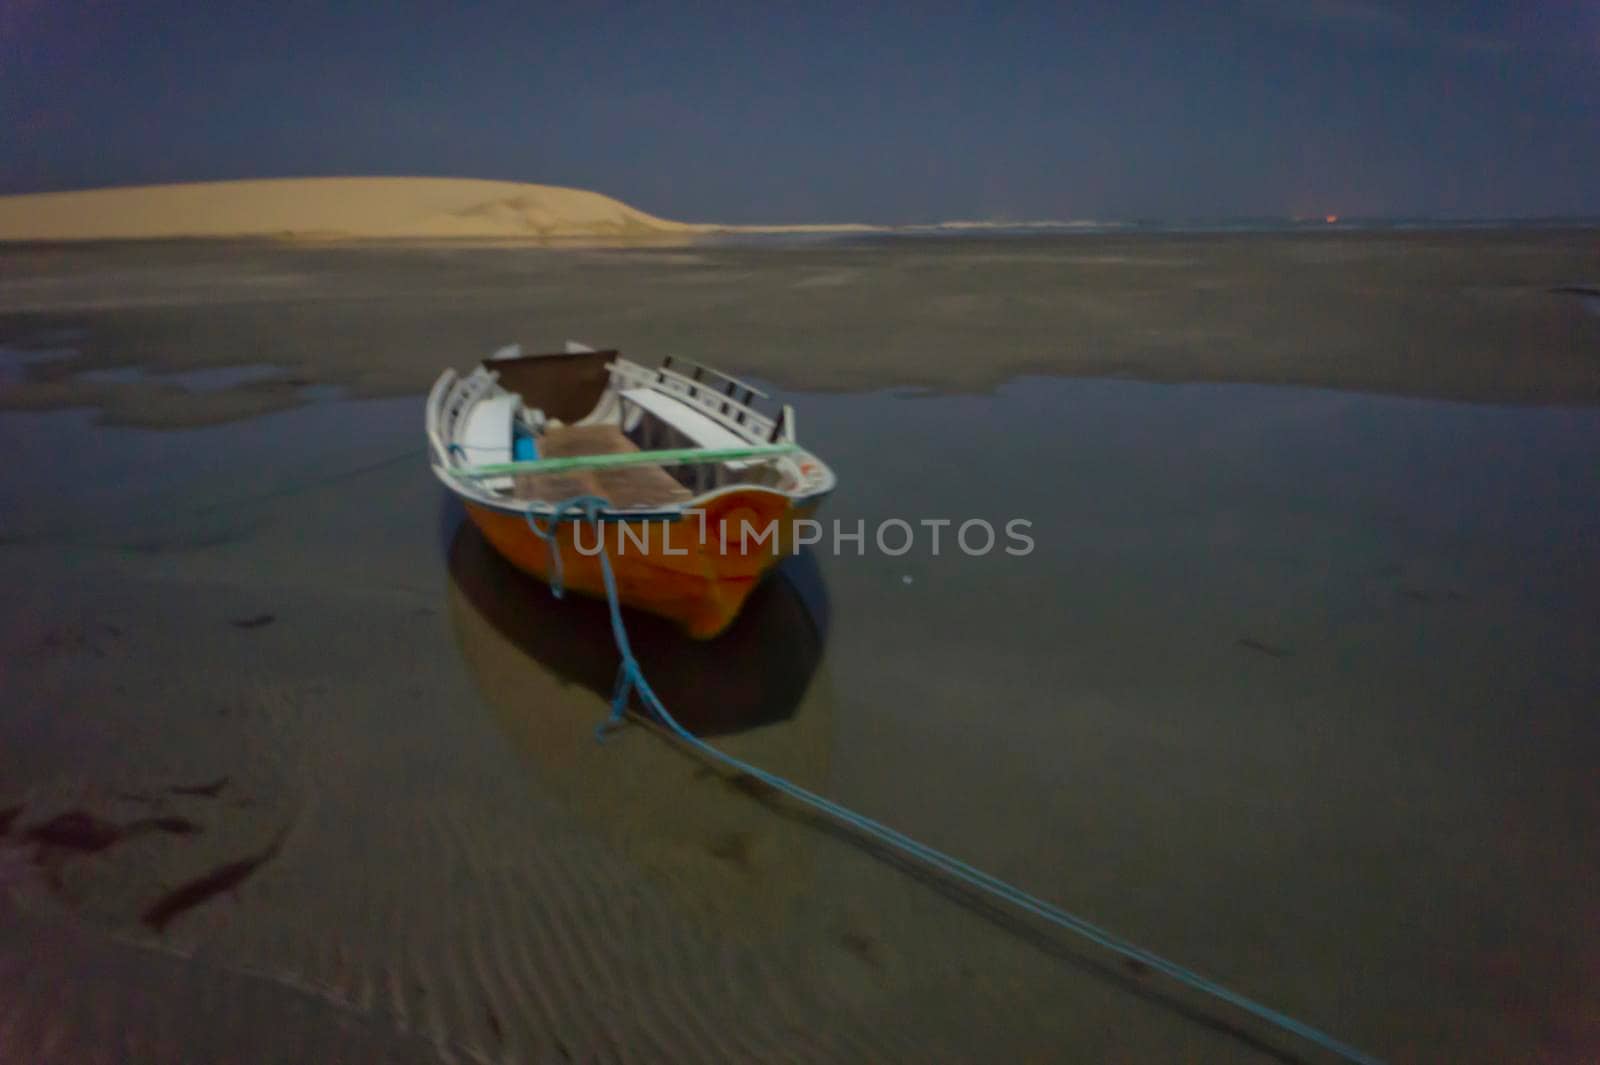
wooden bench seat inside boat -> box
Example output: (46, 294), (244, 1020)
(514, 424), (693, 508)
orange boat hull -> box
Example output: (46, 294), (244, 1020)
(464, 488), (815, 639)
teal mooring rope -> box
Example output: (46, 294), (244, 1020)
(524, 498), (1384, 1065)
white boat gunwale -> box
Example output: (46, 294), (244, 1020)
(427, 347), (836, 521)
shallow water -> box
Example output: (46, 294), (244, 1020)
(72, 362), (289, 393)
(0, 374), (1596, 1062)
(0, 343), (78, 385)
(4, 231), (1598, 413)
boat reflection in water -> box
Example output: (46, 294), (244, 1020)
(445, 522), (834, 928)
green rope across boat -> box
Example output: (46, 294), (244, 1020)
(454, 442), (798, 479)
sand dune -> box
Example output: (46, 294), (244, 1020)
(0, 177), (900, 242)
(0, 177), (713, 242)
(0, 178), (1129, 243)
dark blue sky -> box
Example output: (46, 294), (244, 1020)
(3, 1), (1595, 223)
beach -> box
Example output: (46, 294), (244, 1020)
(1, 224), (1598, 1063)
(2, 227), (1597, 430)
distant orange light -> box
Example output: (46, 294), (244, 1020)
(1324, 214), (1339, 224)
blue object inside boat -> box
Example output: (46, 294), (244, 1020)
(512, 427), (538, 461)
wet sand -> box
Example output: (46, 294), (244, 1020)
(1, 228), (1597, 427)
(1, 234), (1598, 1063)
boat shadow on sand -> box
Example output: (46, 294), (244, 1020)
(444, 518), (830, 737)
(444, 517), (836, 929)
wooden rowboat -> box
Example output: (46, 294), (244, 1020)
(427, 343), (836, 638)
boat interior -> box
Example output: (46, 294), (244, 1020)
(452, 347), (797, 509)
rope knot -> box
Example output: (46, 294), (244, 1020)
(523, 495), (609, 599)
